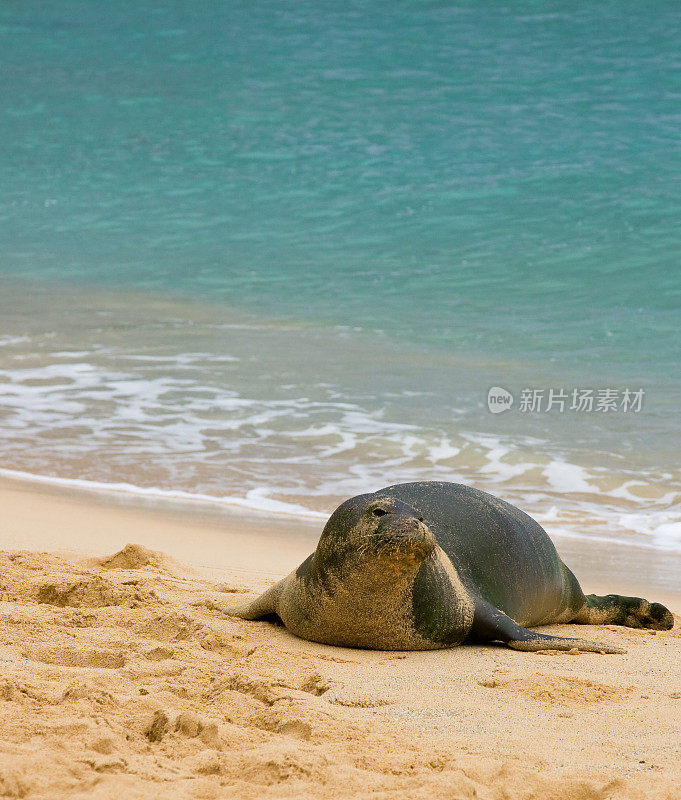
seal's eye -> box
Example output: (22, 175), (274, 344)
(372, 508), (387, 517)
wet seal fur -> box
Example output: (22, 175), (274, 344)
(227, 482), (674, 653)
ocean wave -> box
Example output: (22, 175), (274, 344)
(0, 329), (679, 552)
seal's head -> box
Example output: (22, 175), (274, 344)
(228, 486), (473, 651)
(315, 492), (436, 572)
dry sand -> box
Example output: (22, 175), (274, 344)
(0, 477), (680, 799)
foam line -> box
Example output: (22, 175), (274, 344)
(0, 467), (328, 520)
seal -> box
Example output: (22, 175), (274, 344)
(227, 482), (674, 652)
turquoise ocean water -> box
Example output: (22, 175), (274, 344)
(1, 2), (680, 552)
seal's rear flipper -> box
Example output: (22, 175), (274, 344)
(574, 594), (674, 630)
(470, 599), (625, 654)
(506, 632), (624, 654)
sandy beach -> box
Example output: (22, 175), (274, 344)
(0, 476), (679, 799)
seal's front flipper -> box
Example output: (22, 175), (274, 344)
(469, 599), (625, 654)
(224, 582), (282, 621)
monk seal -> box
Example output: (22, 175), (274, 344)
(227, 481), (674, 652)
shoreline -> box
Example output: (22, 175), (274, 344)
(2, 274), (680, 562)
(0, 475), (319, 585)
(2, 473), (680, 610)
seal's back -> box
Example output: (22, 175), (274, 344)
(381, 481), (573, 627)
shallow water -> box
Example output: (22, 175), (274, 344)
(0, 280), (679, 554)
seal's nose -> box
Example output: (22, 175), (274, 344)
(387, 515), (435, 555)
(368, 498), (434, 556)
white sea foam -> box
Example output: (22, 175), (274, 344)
(607, 481), (680, 506)
(542, 461), (597, 493)
(616, 511), (681, 547)
(0, 467), (328, 519)
(427, 437), (461, 463)
(651, 522), (681, 549)
(0, 342), (679, 553)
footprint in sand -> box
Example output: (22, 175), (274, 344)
(36, 576), (141, 608)
(142, 645), (174, 661)
(299, 672), (334, 697)
(239, 742), (329, 786)
(61, 684), (115, 705)
(135, 613), (202, 641)
(322, 688), (395, 707)
(251, 708), (313, 741)
(135, 612), (232, 651)
(224, 673), (283, 706)
(144, 709), (220, 747)
(22, 644), (125, 669)
(227, 671), (394, 709)
(477, 673), (633, 704)
(298, 672), (394, 707)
